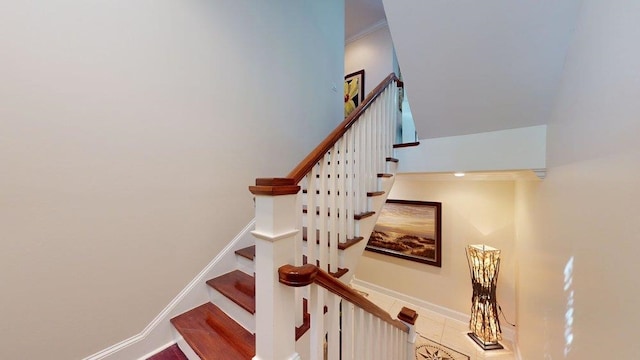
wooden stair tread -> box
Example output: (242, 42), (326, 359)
(302, 255), (349, 279)
(235, 245), (255, 261)
(377, 173), (393, 178)
(354, 211), (375, 220)
(170, 303), (255, 360)
(206, 270), (255, 314)
(302, 227), (364, 250)
(367, 190), (385, 197)
(386, 157), (399, 163)
(393, 141), (420, 148)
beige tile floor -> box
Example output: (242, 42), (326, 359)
(351, 283), (516, 360)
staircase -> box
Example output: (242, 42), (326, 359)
(159, 74), (418, 360)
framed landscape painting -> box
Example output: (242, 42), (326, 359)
(366, 200), (442, 267)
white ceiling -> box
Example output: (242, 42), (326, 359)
(345, 0), (386, 41)
(380, 0), (582, 139)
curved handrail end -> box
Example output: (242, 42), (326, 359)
(279, 264), (318, 287)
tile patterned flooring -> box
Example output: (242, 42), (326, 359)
(351, 283), (517, 360)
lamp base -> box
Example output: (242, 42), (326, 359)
(467, 333), (504, 351)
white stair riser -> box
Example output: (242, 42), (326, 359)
(205, 286), (256, 334)
(235, 254), (255, 276)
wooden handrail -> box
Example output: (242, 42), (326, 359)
(279, 264), (409, 333)
(250, 73), (400, 193)
(286, 73), (400, 184)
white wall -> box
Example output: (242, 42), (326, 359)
(345, 24), (395, 95)
(515, 1), (640, 358)
(355, 175), (517, 325)
(0, 1), (344, 359)
(397, 125), (547, 174)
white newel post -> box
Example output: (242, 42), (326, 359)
(398, 307), (419, 360)
(250, 179), (301, 360)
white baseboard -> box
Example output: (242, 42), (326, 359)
(513, 339), (523, 360)
(350, 277), (517, 343)
(82, 220), (256, 360)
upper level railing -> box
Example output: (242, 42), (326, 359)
(249, 73), (417, 360)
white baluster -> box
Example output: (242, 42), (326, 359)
(318, 154), (328, 271)
(355, 307), (365, 359)
(342, 302), (355, 360)
(309, 284), (325, 360)
(327, 296), (341, 360)
(328, 145), (338, 273)
(345, 127), (355, 241)
(306, 171), (316, 266)
(337, 136), (346, 252)
(377, 92), (384, 174)
(357, 120), (362, 216)
(365, 313), (374, 360)
(295, 190), (303, 328)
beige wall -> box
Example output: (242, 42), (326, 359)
(515, 1), (640, 358)
(0, 1), (344, 359)
(355, 175), (517, 322)
(345, 25), (396, 95)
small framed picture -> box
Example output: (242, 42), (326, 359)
(344, 69), (365, 117)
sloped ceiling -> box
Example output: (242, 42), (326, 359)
(345, 0), (386, 41)
(382, 0), (582, 139)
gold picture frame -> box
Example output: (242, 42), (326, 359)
(344, 69), (365, 117)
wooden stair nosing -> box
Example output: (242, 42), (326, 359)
(377, 173), (393, 178)
(302, 205), (375, 220)
(206, 270), (255, 314)
(302, 227), (364, 250)
(393, 141), (420, 148)
(302, 255), (349, 279)
(367, 190), (385, 197)
(235, 246), (255, 261)
(353, 211), (375, 220)
(386, 157), (399, 163)
(170, 302), (255, 360)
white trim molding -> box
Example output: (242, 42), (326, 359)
(346, 20), (388, 44)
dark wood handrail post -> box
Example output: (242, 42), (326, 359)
(398, 307), (419, 360)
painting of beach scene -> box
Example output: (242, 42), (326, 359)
(366, 200), (442, 267)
